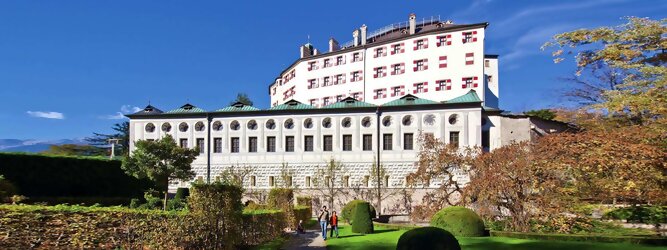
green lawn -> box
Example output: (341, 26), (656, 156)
(325, 225), (667, 250)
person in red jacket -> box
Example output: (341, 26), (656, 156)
(329, 211), (339, 238)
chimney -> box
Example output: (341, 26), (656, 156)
(313, 48), (320, 55)
(352, 29), (360, 46)
(409, 13), (416, 35)
(300, 44), (313, 58)
(329, 37), (340, 52)
(360, 24), (367, 45)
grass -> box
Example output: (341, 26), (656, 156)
(325, 225), (667, 250)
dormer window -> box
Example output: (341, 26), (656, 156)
(345, 98), (355, 104)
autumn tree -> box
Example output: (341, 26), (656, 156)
(536, 127), (667, 205)
(122, 134), (199, 210)
(407, 134), (475, 221)
(464, 141), (569, 232)
(543, 17), (667, 129)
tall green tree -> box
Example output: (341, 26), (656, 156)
(86, 121), (130, 157)
(524, 109), (557, 120)
(122, 134), (199, 210)
(230, 93), (254, 106)
(543, 17), (666, 129)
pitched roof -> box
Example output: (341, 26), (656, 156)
(269, 99), (316, 111)
(131, 105), (164, 115)
(321, 97), (377, 109)
(216, 102), (260, 112)
(444, 90), (482, 104)
(165, 103), (205, 114)
(383, 94), (439, 106)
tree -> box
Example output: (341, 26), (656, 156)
(279, 162), (295, 188)
(406, 133), (475, 221)
(312, 158), (346, 209)
(40, 144), (107, 157)
(122, 134), (199, 210)
(464, 141), (569, 232)
(543, 17), (667, 129)
(524, 109), (557, 120)
(86, 122), (130, 157)
(218, 164), (254, 188)
(230, 93), (254, 106)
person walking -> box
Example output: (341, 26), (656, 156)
(329, 211), (339, 238)
(318, 206), (330, 240)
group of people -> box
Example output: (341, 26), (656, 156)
(317, 206), (338, 240)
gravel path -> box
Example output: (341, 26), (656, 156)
(283, 229), (327, 250)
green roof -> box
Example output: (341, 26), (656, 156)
(165, 103), (206, 114)
(216, 102), (260, 112)
(383, 94), (439, 106)
(444, 90), (482, 104)
(269, 100), (316, 111)
(321, 97), (376, 109)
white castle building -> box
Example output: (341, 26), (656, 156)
(127, 14), (567, 213)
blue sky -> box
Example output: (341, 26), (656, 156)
(0, 0), (664, 140)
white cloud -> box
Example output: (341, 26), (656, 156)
(101, 105), (142, 120)
(27, 111), (65, 119)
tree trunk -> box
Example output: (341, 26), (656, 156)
(163, 178), (169, 211)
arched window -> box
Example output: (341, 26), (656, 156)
(247, 120), (258, 130)
(448, 114), (459, 125)
(402, 115), (413, 126)
(179, 122), (189, 132)
(284, 119), (294, 129)
(361, 117), (372, 128)
(212, 121), (223, 131)
(195, 121), (205, 131)
(145, 123), (155, 132)
(322, 118), (332, 128)
(382, 116), (392, 127)
(230, 120), (240, 130)
(161, 123), (172, 132)
(341, 117), (352, 128)
(303, 118), (313, 129)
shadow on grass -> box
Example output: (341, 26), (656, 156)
(373, 229), (399, 234)
(459, 238), (662, 250)
(335, 235), (362, 239)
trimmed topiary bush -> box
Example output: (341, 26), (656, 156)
(174, 188), (190, 200)
(342, 199), (377, 223)
(430, 206), (485, 237)
(351, 201), (374, 234)
(396, 227), (461, 250)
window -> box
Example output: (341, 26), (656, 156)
(462, 77), (478, 88)
(266, 119), (276, 129)
(364, 175), (370, 187)
(305, 176), (311, 187)
(436, 79), (452, 91)
(212, 121), (222, 131)
(230, 120), (240, 130)
(488, 75), (493, 83)
(161, 123), (171, 132)
(322, 118), (332, 128)
(374, 47), (385, 58)
(285, 136), (295, 152)
(195, 121), (205, 131)
(402, 115), (413, 126)
(247, 120), (257, 130)
(351, 71), (362, 82)
(382, 116), (392, 127)
(336, 95), (345, 102)
(391, 63), (404, 75)
(251, 176), (256, 187)
(324, 58), (331, 68)
(391, 86), (403, 97)
(343, 134), (352, 151)
(374, 88), (386, 99)
(363, 134), (372, 151)
(284, 119), (294, 129)
(196, 138), (205, 153)
(404, 133), (414, 150)
(145, 123), (155, 132)
(465, 52), (474, 65)
(482, 130), (490, 149)
(304, 135), (314, 152)
(439, 56), (448, 68)
(308, 79), (317, 89)
(361, 117), (372, 127)
(336, 56), (343, 65)
(462, 31), (477, 43)
(323, 76), (331, 86)
(448, 114), (459, 125)
(266, 136), (276, 152)
(213, 138), (222, 153)
(180, 138), (188, 148)
(308, 61), (318, 71)
(437, 34), (452, 46)
(352, 92), (362, 101)
(449, 131), (460, 147)
(485, 59), (490, 67)
(269, 176), (275, 187)
(309, 99), (318, 107)
(231, 137), (240, 153)
(413, 59), (428, 71)
(414, 39), (427, 50)
(383, 134), (393, 150)
(248, 137), (257, 152)
(343, 176), (350, 187)
(179, 122), (189, 132)
(335, 74), (344, 84)
(323, 135), (333, 151)
(413, 82), (426, 94)
(323, 97), (331, 106)
(341, 117), (352, 128)
(391, 43), (404, 54)
(374, 66), (386, 78)
(352, 52), (361, 62)
(303, 118), (313, 129)
(384, 175), (390, 187)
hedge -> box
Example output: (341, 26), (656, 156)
(490, 231), (667, 246)
(267, 188), (296, 229)
(295, 205), (312, 223)
(430, 206), (485, 237)
(342, 199), (377, 224)
(351, 201), (374, 234)
(0, 153), (153, 198)
(397, 227), (461, 250)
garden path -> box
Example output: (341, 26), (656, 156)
(283, 229), (326, 250)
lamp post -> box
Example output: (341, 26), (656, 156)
(108, 138), (121, 159)
(375, 107), (382, 216)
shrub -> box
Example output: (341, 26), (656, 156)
(0, 175), (17, 203)
(175, 187), (190, 200)
(267, 188), (296, 228)
(296, 196), (312, 207)
(430, 206), (485, 237)
(489, 231), (667, 245)
(139, 192), (163, 210)
(0, 153), (153, 199)
(188, 182), (244, 249)
(604, 206), (667, 224)
(294, 205), (312, 223)
(351, 201), (374, 234)
(342, 199), (377, 224)
(396, 227), (461, 250)
(167, 198), (186, 211)
(129, 198), (140, 208)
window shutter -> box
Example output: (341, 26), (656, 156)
(413, 40), (418, 50)
(342, 76), (346, 84)
(424, 39), (429, 49)
(424, 60), (429, 70)
(359, 73), (363, 81)
(436, 36), (442, 47)
(391, 46), (395, 55)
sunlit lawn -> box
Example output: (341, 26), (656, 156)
(325, 225), (667, 250)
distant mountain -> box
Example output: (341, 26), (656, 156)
(0, 138), (89, 153)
